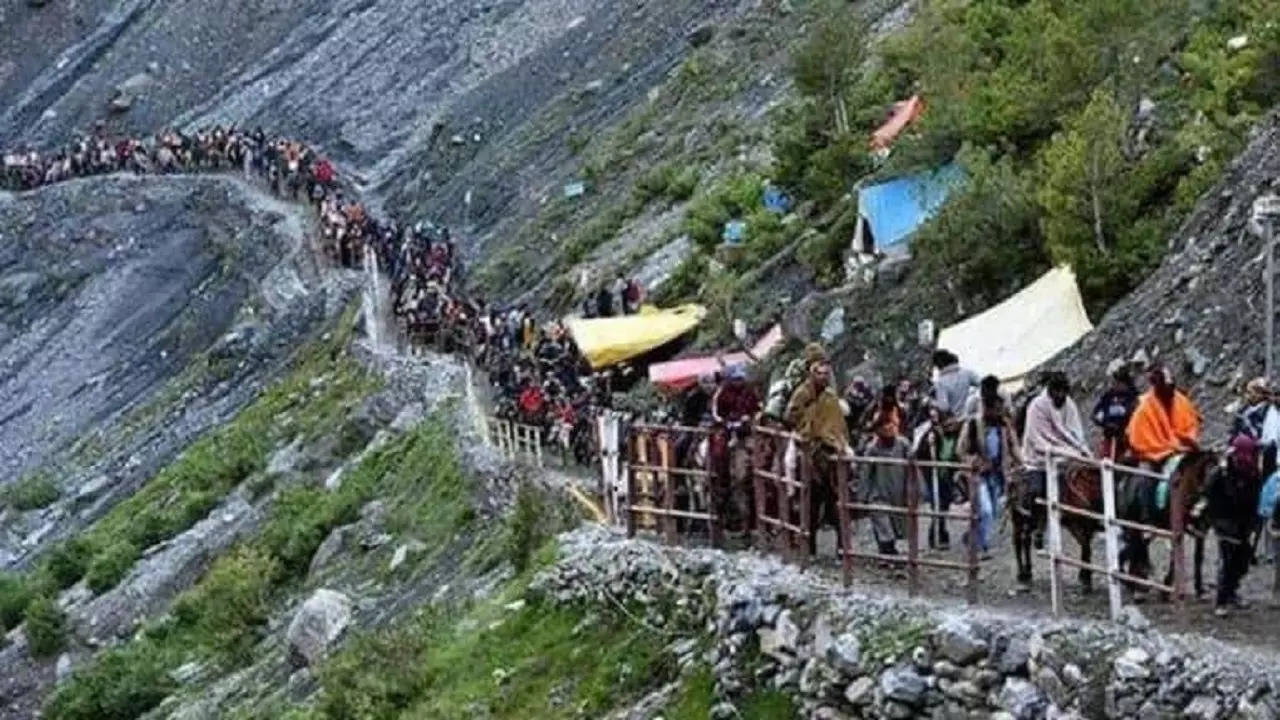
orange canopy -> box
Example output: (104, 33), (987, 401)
(1126, 390), (1201, 463)
(870, 95), (925, 151)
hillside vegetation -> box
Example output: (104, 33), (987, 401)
(664, 0), (1280, 322)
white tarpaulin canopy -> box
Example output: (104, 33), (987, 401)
(936, 266), (1093, 389)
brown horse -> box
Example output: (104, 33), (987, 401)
(1118, 450), (1219, 600)
(1010, 462), (1104, 591)
(1010, 450), (1218, 597)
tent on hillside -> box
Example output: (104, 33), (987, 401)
(870, 95), (925, 153)
(853, 163), (964, 255)
(648, 324), (785, 392)
(935, 266), (1093, 391)
(566, 304), (707, 370)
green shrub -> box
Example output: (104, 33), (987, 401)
(259, 488), (352, 580)
(0, 572), (32, 630)
(44, 538), (93, 591)
(85, 540), (140, 595)
(43, 640), (177, 720)
(655, 253), (709, 305)
(4, 473), (60, 511)
(505, 485), (547, 575)
(24, 596), (67, 658)
(682, 173), (767, 252)
(171, 547), (280, 663)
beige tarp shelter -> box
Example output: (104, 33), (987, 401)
(935, 266), (1092, 390)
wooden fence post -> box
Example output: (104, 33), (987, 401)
(1100, 459), (1123, 621)
(906, 461), (921, 597)
(598, 416), (612, 522)
(1046, 454), (1064, 617)
(966, 471), (980, 605)
(706, 432), (722, 549)
(661, 433), (677, 545)
(751, 433), (765, 549)
(798, 445), (813, 568)
(836, 457), (853, 587)
(534, 426), (543, 468)
(625, 432), (637, 538)
(1170, 474), (1187, 605)
(777, 436), (791, 556)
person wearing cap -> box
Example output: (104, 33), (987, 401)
(1209, 433), (1262, 615)
(712, 364), (761, 424)
(709, 364), (760, 534)
(786, 343), (852, 555)
(1092, 364), (1138, 460)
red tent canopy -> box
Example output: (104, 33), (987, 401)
(870, 95), (925, 151)
(648, 325), (785, 392)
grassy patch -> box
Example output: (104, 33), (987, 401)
(665, 666), (714, 720)
(740, 690), (799, 719)
(3, 472), (60, 511)
(0, 572), (32, 631)
(44, 419), (471, 720)
(303, 592), (673, 720)
(20, 316), (376, 607)
(24, 596), (66, 658)
(858, 616), (932, 668)
(84, 539), (140, 595)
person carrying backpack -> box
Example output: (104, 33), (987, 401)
(958, 377), (1022, 558)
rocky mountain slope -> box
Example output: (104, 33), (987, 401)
(3, 1), (1280, 718)
(1054, 110), (1280, 437)
(0, 174), (347, 570)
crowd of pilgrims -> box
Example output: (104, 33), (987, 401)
(8, 126), (1279, 613)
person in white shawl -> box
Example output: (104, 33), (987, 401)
(1020, 372), (1091, 498)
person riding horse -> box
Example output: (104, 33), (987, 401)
(1013, 372), (1091, 586)
(1122, 364), (1212, 597)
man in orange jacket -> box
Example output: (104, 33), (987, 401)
(1127, 364), (1202, 467)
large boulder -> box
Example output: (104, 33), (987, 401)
(934, 618), (988, 665)
(287, 589), (353, 667)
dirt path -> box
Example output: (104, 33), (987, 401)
(817, 507), (1280, 654)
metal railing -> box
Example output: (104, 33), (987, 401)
(622, 423), (720, 545)
(486, 417), (544, 467)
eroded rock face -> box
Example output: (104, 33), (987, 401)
(0, 174), (341, 568)
(287, 589), (353, 668)
(1053, 111), (1280, 438)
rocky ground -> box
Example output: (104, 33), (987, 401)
(1053, 111), (1280, 438)
(0, 173), (347, 569)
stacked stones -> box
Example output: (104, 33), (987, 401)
(536, 527), (1280, 719)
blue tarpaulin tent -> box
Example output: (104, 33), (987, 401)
(855, 163), (965, 254)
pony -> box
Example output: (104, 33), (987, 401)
(1010, 461), (1102, 590)
(1010, 450), (1218, 597)
(1117, 450), (1218, 600)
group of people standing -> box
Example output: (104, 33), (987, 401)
(721, 340), (1279, 614)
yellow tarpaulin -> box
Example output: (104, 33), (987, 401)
(567, 304), (707, 369)
(936, 266), (1093, 390)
